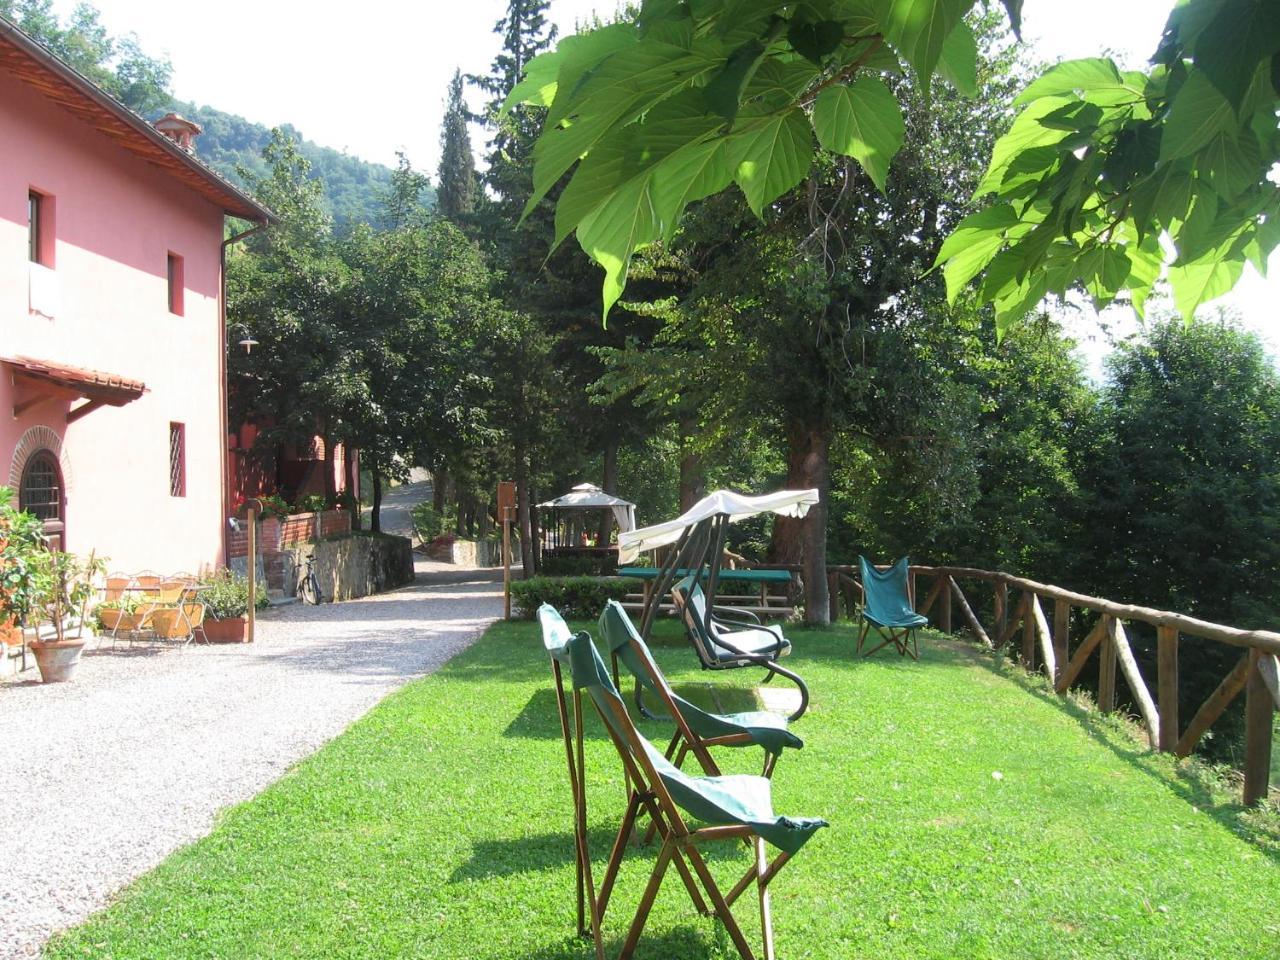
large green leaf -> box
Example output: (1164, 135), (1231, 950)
(729, 108), (815, 216)
(1001, 0), (1023, 38)
(527, 41), (724, 217)
(1013, 58), (1135, 106)
(884, 0), (972, 91)
(934, 203), (1022, 302)
(1159, 69), (1237, 163)
(937, 20), (978, 97)
(1193, 0), (1280, 109)
(651, 139), (735, 239)
(811, 76), (905, 191)
(556, 92), (725, 248)
(976, 95), (1078, 196)
(501, 49), (564, 116)
(576, 173), (662, 321)
(1168, 252), (1245, 321)
(704, 38), (768, 122)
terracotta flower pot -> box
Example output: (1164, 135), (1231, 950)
(201, 617), (246, 643)
(30, 638), (86, 682)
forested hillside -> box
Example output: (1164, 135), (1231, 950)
(172, 100), (431, 231)
(0, 1), (421, 230)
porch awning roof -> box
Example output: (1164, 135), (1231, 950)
(3, 355), (146, 421)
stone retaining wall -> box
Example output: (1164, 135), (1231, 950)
(425, 537), (516, 567)
(282, 532), (414, 601)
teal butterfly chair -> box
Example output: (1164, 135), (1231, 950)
(857, 556), (928, 660)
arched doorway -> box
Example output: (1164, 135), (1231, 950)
(19, 450), (64, 550)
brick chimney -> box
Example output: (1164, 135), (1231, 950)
(153, 112), (202, 154)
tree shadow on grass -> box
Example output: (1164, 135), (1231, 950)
(963, 639), (1280, 862)
(450, 825), (752, 885)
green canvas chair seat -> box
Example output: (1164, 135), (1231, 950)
(671, 576), (809, 721)
(564, 624), (827, 960)
(858, 556), (928, 660)
(599, 600), (800, 779)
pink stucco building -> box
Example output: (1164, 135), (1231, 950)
(0, 20), (270, 579)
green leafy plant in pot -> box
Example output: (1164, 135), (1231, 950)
(27, 547), (105, 681)
(2, 489), (105, 682)
(201, 568), (267, 642)
(0, 486), (46, 649)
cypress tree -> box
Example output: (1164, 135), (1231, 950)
(436, 69), (476, 223)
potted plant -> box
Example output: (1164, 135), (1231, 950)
(0, 486), (45, 653)
(26, 546), (104, 683)
(201, 569), (266, 642)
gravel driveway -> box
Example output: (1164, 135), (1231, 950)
(0, 570), (501, 958)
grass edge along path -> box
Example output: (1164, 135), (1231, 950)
(47, 621), (1279, 960)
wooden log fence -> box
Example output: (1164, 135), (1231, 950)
(753, 560), (1280, 806)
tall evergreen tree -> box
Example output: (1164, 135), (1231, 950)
(436, 69), (476, 223)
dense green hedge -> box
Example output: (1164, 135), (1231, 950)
(539, 554), (618, 576)
(510, 576), (640, 620)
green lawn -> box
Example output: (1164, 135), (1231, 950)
(47, 621), (1279, 959)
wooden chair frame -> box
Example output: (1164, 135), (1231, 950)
(605, 611), (783, 782)
(540, 620), (804, 960)
(856, 617), (920, 660)
(586, 662), (801, 960)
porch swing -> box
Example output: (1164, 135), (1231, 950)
(618, 489), (819, 721)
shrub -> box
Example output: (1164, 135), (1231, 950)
(203, 569), (270, 620)
(293, 494), (327, 514)
(540, 554), (617, 577)
(410, 502), (445, 542)
(510, 576), (640, 620)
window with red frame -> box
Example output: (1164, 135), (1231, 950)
(169, 422), (185, 497)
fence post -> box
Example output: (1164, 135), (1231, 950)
(1243, 648), (1275, 806)
(245, 500), (258, 645)
(1021, 594), (1036, 671)
(1097, 615), (1117, 713)
(938, 575), (952, 634)
(1157, 625), (1180, 752)
(994, 581), (1008, 646)
(828, 572), (840, 623)
(1053, 599), (1070, 689)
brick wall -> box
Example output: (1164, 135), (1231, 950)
(228, 509), (351, 561)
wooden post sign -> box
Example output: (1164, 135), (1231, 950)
(245, 498), (260, 644)
(498, 481), (516, 620)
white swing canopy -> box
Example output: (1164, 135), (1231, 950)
(537, 483), (638, 533)
(617, 488), (819, 565)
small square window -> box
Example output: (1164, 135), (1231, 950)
(169, 422), (186, 497)
(167, 253), (184, 315)
(28, 190), (54, 266)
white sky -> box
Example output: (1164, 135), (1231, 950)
(49, 0), (1278, 363)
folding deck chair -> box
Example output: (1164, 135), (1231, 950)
(671, 576), (810, 721)
(564, 623), (827, 960)
(599, 599), (802, 780)
(857, 556), (928, 660)
(539, 604), (726, 959)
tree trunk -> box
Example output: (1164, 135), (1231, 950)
(786, 418), (831, 625)
(370, 467), (383, 533)
(321, 424), (336, 506)
(432, 466), (449, 513)
(678, 417), (705, 512)
(516, 443), (535, 577)
(343, 444), (359, 530)
(530, 474), (542, 573)
(597, 439), (619, 546)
